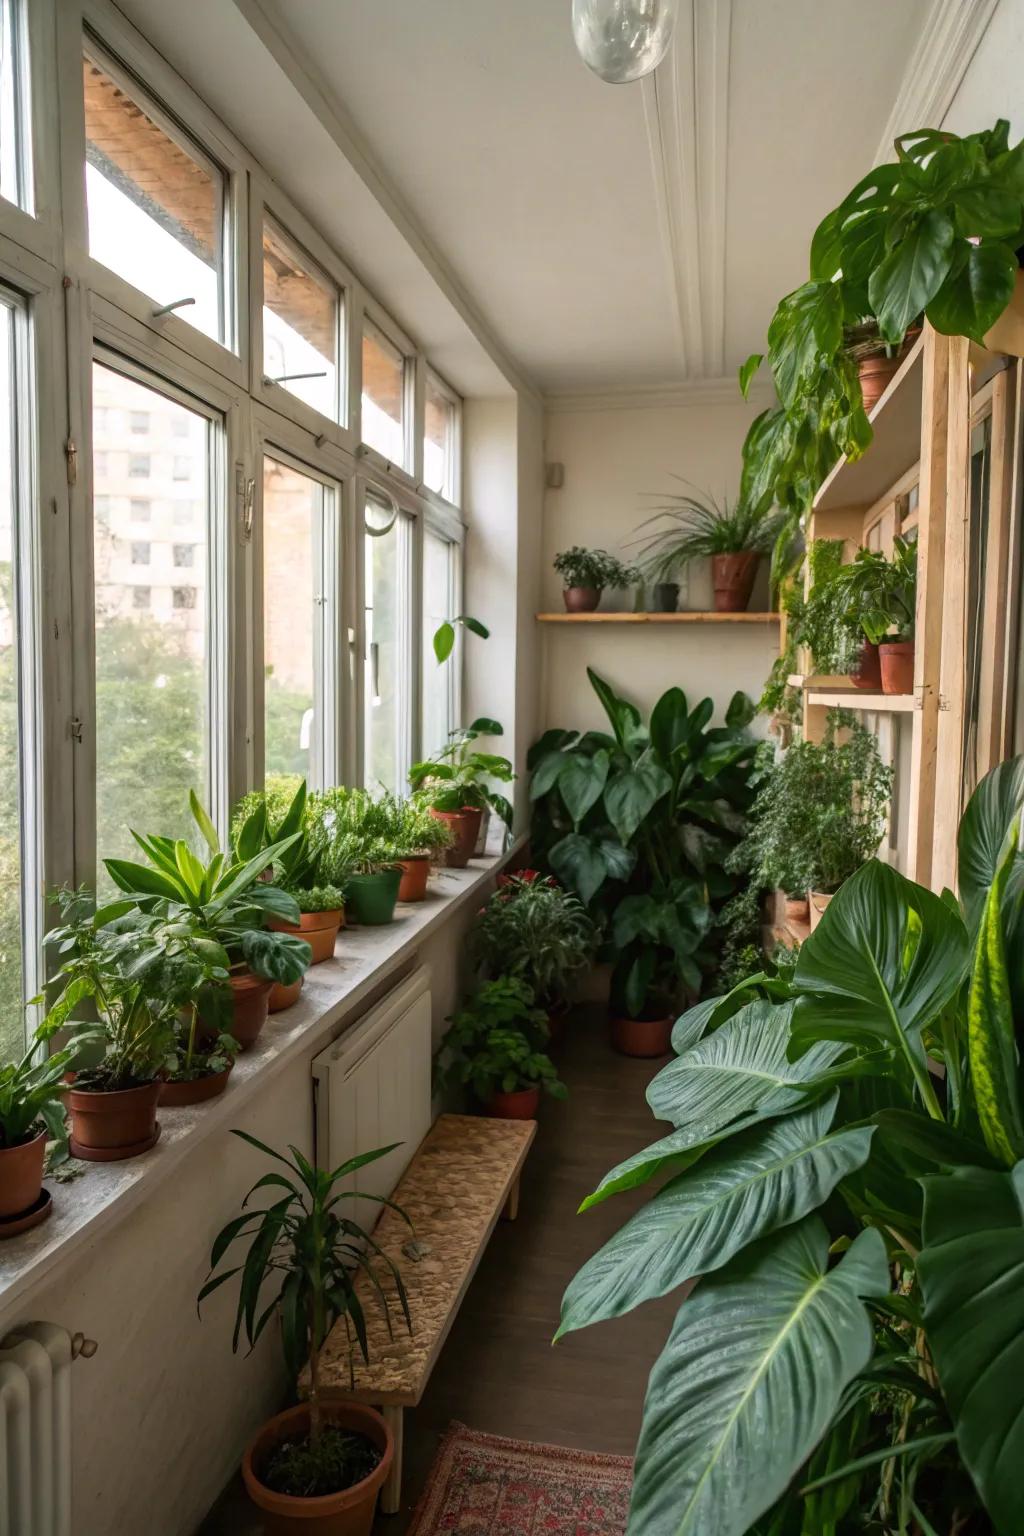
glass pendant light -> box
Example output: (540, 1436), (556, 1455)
(571, 0), (678, 84)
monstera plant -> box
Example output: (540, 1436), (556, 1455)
(559, 756), (1024, 1536)
(529, 671), (759, 1017)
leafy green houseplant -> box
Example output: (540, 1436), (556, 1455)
(558, 755), (1024, 1536)
(552, 546), (637, 612)
(530, 670), (761, 1051)
(200, 1131), (409, 1526)
(835, 535), (918, 695)
(233, 780), (347, 967)
(306, 786), (409, 924)
(409, 718), (515, 868)
(0, 1014), (97, 1216)
(761, 540), (867, 720)
(435, 976), (566, 1117)
(474, 872), (594, 1013)
(631, 485), (781, 613)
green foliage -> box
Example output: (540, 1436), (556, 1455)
(561, 753), (1024, 1536)
(261, 1424), (381, 1500)
(631, 484), (782, 584)
(552, 546), (637, 590)
(833, 535), (918, 644)
(435, 977), (566, 1102)
(306, 786), (450, 877)
(729, 711), (893, 897)
(473, 874), (595, 1009)
(280, 883), (346, 915)
(409, 719), (515, 832)
(432, 613), (489, 664)
(0, 1014), (96, 1152)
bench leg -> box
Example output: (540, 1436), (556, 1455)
(503, 1176), (521, 1222)
(380, 1406), (404, 1515)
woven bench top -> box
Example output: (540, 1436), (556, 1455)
(317, 1113), (536, 1406)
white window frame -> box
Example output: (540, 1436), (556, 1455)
(358, 300), (418, 487)
(358, 475), (416, 793)
(418, 518), (464, 762)
(422, 365), (462, 508)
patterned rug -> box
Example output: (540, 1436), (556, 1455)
(407, 1422), (633, 1534)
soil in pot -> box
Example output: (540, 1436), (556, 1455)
(269, 975), (303, 1013)
(243, 1400), (392, 1536)
(159, 1063), (233, 1108)
(652, 582), (680, 613)
(611, 1014), (674, 1058)
(67, 1080), (160, 1161)
(849, 641), (882, 691)
(0, 1127), (46, 1218)
(269, 910), (342, 965)
(486, 1086), (541, 1119)
(879, 640), (914, 695)
(345, 868), (401, 926)
(712, 552), (758, 613)
(397, 855), (430, 902)
(562, 585), (601, 613)
(431, 806), (482, 868)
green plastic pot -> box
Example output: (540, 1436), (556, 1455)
(345, 868), (401, 925)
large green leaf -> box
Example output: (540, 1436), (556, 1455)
(927, 241), (1018, 343)
(957, 755), (1024, 934)
(868, 208), (955, 343)
(767, 282), (844, 409)
(548, 832), (607, 904)
(604, 753), (672, 844)
(559, 749), (610, 826)
(587, 668), (641, 749)
(919, 1161), (1024, 1536)
(627, 1219), (888, 1536)
(558, 1098), (873, 1337)
(968, 824), (1024, 1167)
(650, 688), (691, 760)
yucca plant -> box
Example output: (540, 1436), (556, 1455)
(559, 756), (1024, 1536)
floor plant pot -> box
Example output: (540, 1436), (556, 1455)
(486, 1086), (541, 1120)
(159, 1063), (233, 1107)
(270, 909), (343, 965)
(345, 869), (401, 926)
(0, 1128), (46, 1218)
(397, 855), (430, 902)
(269, 975), (304, 1013)
(562, 585), (601, 613)
(610, 1014), (673, 1058)
(712, 552), (758, 613)
(849, 640), (882, 690)
(809, 890), (833, 931)
(68, 1081), (160, 1161)
(784, 895), (810, 924)
(242, 1400), (393, 1536)
(652, 582), (680, 613)
(227, 970), (273, 1051)
(879, 640), (914, 695)
(431, 806), (482, 868)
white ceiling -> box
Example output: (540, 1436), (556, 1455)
(118, 0), (961, 398)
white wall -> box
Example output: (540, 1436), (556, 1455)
(942, 0), (1024, 138)
(540, 395), (779, 734)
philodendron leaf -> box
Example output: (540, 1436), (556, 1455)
(240, 929), (312, 984)
(918, 1161), (1024, 1536)
(558, 1097), (873, 1338)
(968, 821), (1024, 1166)
(627, 1219), (889, 1536)
(559, 749), (610, 827)
(927, 241), (1018, 344)
(670, 977), (769, 1053)
(868, 207), (955, 344)
(548, 832), (607, 904)
(604, 753), (672, 844)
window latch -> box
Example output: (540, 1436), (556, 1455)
(65, 438), (78, 487)
(236, 466), (255, 542)
(70, 716), (84, 744)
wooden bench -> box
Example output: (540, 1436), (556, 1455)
(315, 1112), (536, 1514)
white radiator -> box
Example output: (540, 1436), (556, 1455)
(0, 1323), (72, 1536)
(312, 966), (433, 1204)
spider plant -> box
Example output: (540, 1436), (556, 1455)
(631, 482), (783, 583)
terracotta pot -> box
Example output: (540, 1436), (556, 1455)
(487, 1086), (541, 1120)
(0, 1128), (46, 1219)
(712, 552), (758, 613)
(269, 975), (303, 1013)
(397, 855), (430, 902)
(849, 640), (882, 691)
(857, 327), (921, 412)
(243, 1400), (393, 1536)
(879, 640), (915, 695)
(809, 890), (834, 931)
(67, 1081), (160, 1161)
(784, 895), (810, 925)
(610, 1014), (673, 1058)
(269, 910), (342, 965)
(159, 1064), (233, 1107)
(227, 970), (273, 1051)
(431, 806), (483, 868)
(562, 585), (601, 613)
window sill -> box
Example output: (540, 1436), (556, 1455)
(0, 842), (522, 1319)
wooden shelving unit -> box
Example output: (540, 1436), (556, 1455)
(537, 611), (780, 624)
(805, 688), (916, 714)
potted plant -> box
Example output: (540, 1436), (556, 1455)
(435, 977), (567, 1119)
(834, 535), (918, 694)
(631, 485), (781, 613)
(200, 1131), (410, 1535)
(0, 1015), (93, 1227)
(409, 719), (515, 868)
(474, 872), (594, 1034)
(309, 787), (404, 925)
(729, 709), (892, 931)
(160, 1010), (239, 1107)
(392, 793), (453, 901)
(552, 546), (636, 613)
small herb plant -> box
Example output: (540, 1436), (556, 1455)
(760, 540), (865, 717)
(631, 485), (781, 583)
(409, 719), (515, 833)
(200, 1132), (411, 1499)
(835, 534), (917, 644)
(0, 1015), (96, 1154)
(729, 710), (893, 898)
(552, 546), (636, 591)
(435, 977), (566, 1103)
(474, 874), (594, 1010)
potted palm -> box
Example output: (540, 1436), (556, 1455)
(834, 535), (918, 695)
(0, 1015), (94, 1229)
(200, 1132), (410, 1536)
(552, 546), (636, 612)
(409, 719), (515, 868)
(632, 484), (781, 612)
(474, 873), (594, 1035)
(435, 977), (567, 1119)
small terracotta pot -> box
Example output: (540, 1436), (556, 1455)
(269, 910), (342, 965)
(67, 1081), (160, 1160)
(0, 1128), (46, 1219)
(269, 975), (303, 1013)
(563, 585), (601, 613)
(712, 552), (758, 613)
(879, 640), (915, 695)
(487, 1086), (541, 1120)
(610, 1014), (674, 1058)
(243, 1400), (393, 1536)
(809, 890), (834, 931)
(227, 970), (273, 1051)
(431, 806), (483, 868)
(784, 895), (810, 925)
(850, 641), (882, 691)
(159, 1064), (233, 1107)
(857, 327), (921, 412)
(397, 855), (430, 902)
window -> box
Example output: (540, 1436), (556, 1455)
(262, 218), (340, 421)
(421, 529), (457, 758)
(424, 373), (459, 501)
(263, 456), (336, 784)
(132, 585), (150, 610)
(93, 363), (214, 870)
(129, 453), (149, 478)
(130, 497), (151, 522)
(173, 455), (191, 481)
(130, 540), (150, 565)
(362, 321), (407, 466)
(364, 493), (411, 793)
(129, 410), (149, 434)
(0, 0), (30, 211)
(172, 501), (194, 526)
(83, 46), (227, 347)
(173, 542), (194, 568)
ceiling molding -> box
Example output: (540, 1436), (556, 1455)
(874, 0), (999, 162)
(544, 374), (774, 415)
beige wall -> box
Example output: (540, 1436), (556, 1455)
(540, 396), (779, 734)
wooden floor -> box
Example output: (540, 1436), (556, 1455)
(197, 1008), (680, 1534)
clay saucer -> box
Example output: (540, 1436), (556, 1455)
(0, 1187), (53, 1239)
(69, 1123), (161, 1162)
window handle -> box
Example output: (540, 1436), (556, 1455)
(370, 641), (381, 705)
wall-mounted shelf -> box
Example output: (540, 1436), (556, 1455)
(536, 611), (780, 624)
(814, 332), (925, 515)
(806, 687), (916, 714)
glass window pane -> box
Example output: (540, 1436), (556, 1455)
(424, 375), (457, 500)
(364, 497), (409, 793)
(362, 323), (406, 466)
(0, 0), (29, 210)
(83, 50), (225, 346)
(0, 300), (27, 1055)
(262, 219), (339, 420)
(263, 456), (328, 783)
(93, 364), (211, 872)
(421, 530), (455, 758)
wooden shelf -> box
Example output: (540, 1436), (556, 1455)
(536, 611), (780, 624)
(814, 332), (925, 514)
(806, 687), (916, 714)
